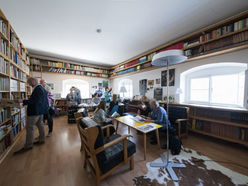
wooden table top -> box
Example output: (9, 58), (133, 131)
(115, 115), (162, 133)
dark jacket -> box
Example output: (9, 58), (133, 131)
(23, 84), (49, 116)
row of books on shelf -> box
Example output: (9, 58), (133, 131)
(10, 64), (27, 81)
(10, 48), (29, 71)
(114, 62), (153, 76)
(11, 107), (20, 115)
(113, 42), (184, 73)
(20, 107), (25, 119)
(114, 54), (154, 72)
(184, 17), (248, 47)
(9, 29), (21, 53)
(204, 31), (248, 52)
(189, 108), (248, 123)
(184, 31), (248, 57)
(0, 37), (8, 56)
(42, 67), (109, 77)
(0, 77), (9, 91)
(0, 122), (23, 155)
(12, 114), (20, 126)
(0, 108), (10, 124)
(0, 19), (7, 37)
(0, 56), (8, 75)
(191, 120), (248, 141)
(10, 79), (18, 92)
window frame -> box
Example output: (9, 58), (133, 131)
(182, 63), (247, 108)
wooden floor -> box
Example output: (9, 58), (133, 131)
(0, 116), (247, 186)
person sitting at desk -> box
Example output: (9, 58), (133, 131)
(108, 94), (118, 115)
(92, 93), (101, 105)
(93, 101), (112, 125)
(143, 99), (170, 145)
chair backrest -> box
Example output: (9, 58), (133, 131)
(164, 105), (189, 124)
(77, 117), (106, 177)
(109, 105), (119, 116)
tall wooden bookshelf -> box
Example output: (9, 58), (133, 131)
(110, 10), (248, 79)
(30, 56), (110, 79)
(0, 9), (29, 162)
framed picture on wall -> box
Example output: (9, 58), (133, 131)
(161, 69), (175, 86)
(139, 79), (147, 96)
(156, 78), (160, 85)
(148, 80), (154, 86)
(154, 87), (163, 101)
(102, 80), (108, 88)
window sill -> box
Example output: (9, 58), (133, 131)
(176, 102), (248, 113)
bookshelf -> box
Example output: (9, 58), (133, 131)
(30, 56), (111, 79)
(54, 98), (67, 115)
(188, 106), (248, 146)
(0, 9), (29, 162)
(158, 103), (248, 146)
(110, 10), (248, 79)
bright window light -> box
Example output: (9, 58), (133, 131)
(118, 79), (133, 98)
(62, 79), (89, 98)
(190, 78), (209, 102)
(182, 63), (247, 108)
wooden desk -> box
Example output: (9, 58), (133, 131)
(115, 115), (162, 160)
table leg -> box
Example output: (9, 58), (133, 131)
(156, 129), (161, 149)
(116, 121), (119, 134)
(143, 133), (147, 160)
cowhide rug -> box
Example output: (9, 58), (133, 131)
(133, 148), (248, 186)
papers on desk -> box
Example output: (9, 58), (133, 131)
(132, 115), (146, 123)
(136, 123), (157, 132)
(111, 111), (119, 118)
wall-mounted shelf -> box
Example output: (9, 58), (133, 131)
(110, 10), (248, 79)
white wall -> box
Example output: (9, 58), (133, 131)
(33, 72), (109, 98)
(111, 48), (248, 106)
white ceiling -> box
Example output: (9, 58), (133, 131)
(1, 0), (248, 66)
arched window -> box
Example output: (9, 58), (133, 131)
(62, 79), (89, 98)
(118, 79), (133, 98)
(180, 63), (247, 108)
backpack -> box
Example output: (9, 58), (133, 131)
(169, 127), (182, 155)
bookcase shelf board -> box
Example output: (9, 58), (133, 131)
(189, 129), (248, 146)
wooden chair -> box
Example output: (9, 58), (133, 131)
(76, 117), (136, 186)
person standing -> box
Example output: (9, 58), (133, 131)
(15, 77), (49, 153)
(71, 86), (81, 104)
(104, 87), (112, 103)
(40, 79), (54, 137)
(95, 87), (103, 98)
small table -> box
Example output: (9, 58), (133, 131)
(115, 115), (162, 160)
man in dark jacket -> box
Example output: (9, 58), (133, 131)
(15, 77), (49, 153)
